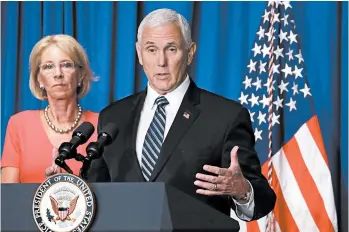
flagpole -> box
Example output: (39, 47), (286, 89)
(266, 1), (276, 232)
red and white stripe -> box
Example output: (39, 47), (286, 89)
(231, 116), (338, 232)
(59, 210), (69, 221)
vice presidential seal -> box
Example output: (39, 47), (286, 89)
(32, 173), (95, 232)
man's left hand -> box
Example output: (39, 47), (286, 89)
(194, 146), (251, 199)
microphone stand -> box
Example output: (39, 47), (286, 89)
(55, 151), (91, 180)
(76, 141), (107, 181)
(55, 160), (74, 174)
(55, 142), (78, 175)
(55, 157), (74, 174)
(75, 154), (91, 181)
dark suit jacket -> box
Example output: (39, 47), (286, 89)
(88, 80), (276, 220)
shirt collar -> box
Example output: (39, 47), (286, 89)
(145, 74), (190, 109)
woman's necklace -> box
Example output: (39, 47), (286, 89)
(44, 104), (82, 133)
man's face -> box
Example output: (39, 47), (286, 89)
(136, 22), (196, 95)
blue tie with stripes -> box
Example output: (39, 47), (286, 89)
(141, 96), (169, 181)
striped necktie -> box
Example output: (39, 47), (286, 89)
(141, 96), (169, 181)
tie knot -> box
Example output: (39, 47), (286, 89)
(155, 96), (169, 107)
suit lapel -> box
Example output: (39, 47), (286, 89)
(124, 90), (147, 181)
(149, 81), (201, 181)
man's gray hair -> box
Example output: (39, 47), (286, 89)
(137, 8), (192, 49)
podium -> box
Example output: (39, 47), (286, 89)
(1, 182), (240, 232)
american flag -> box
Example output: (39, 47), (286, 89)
(231, 1), (338, 231)
(183, 112), (190, 119)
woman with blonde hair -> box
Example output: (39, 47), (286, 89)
(1, 34), (99, 183)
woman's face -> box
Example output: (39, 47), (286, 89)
(38, 45), (80, 101)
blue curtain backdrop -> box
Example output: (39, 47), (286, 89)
(1, 1), (347, 230)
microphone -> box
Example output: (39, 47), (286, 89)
(78, 123), (118, 180)
(86, 123), (119, 160)
(55, 122), (95, 169)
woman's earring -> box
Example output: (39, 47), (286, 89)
(77, 81), (83, 94)
(40, 84), (47, 97)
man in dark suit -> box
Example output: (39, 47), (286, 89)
(88, 8), (276, 221)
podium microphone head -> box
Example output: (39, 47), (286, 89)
(98, 123), (119, 145)
(86, 123), (118, 161)
(72, 122), (95, 145)
(56, 122), (95, 163)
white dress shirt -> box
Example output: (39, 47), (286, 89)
(136, 75), (255, 221)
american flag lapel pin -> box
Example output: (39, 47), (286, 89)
(183, 111), (190, 119)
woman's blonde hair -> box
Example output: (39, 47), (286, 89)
(29, 34), (94, 100)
